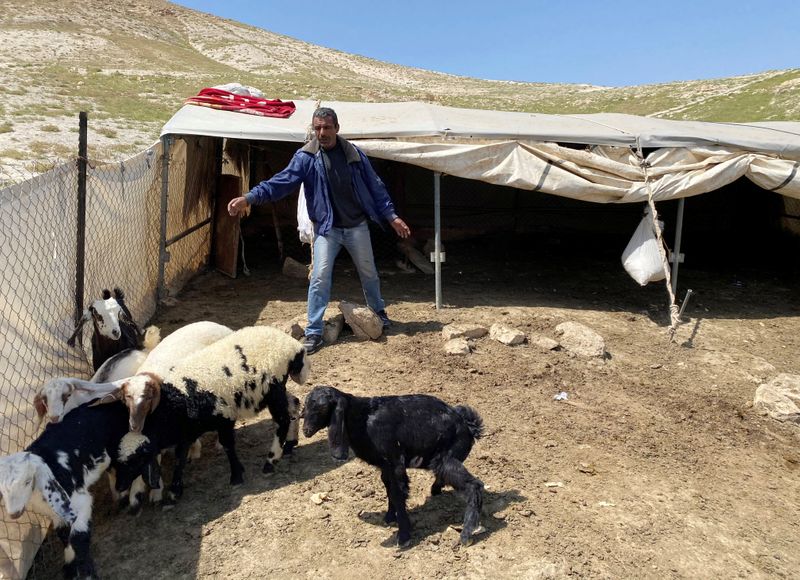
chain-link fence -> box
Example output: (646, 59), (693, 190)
(0, 128), (214, 578)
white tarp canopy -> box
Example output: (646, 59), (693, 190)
(161, 100), (800, 203)
(159, 100), (800, 336)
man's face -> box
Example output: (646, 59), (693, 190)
(313, 115), (339, 150)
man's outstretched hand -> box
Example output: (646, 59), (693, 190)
(227, 196), (250, 217)
(391, 217), (411, 239)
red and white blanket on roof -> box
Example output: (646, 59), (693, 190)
(185, 84), (296, 118)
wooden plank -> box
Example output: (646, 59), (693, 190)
(213, 174), (241, 278)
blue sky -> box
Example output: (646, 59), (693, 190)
(172, 1), (799, 87)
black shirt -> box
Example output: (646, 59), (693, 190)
(322, 141), (366, 228)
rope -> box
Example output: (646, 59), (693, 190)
(239, 232), (250, 276)
(637, 146), (681, 341)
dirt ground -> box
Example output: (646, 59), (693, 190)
(31, 239), (800, 579)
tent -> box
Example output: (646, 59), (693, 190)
(160, 100), (800, 324)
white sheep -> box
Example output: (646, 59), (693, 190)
(138, 320), (234, 375)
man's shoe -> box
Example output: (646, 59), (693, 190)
(377, 310), (392, 329)
(302, 334), (324, 354)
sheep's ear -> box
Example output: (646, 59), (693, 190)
(113, 287), (125, 301)
(89, 388), (124, 406)
(34, 461), (75, 524)
(328, 394), (349, 461)
(66, 311), (90, 347)
(102, 289), (112, 300)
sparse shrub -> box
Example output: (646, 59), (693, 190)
(97, 127), (118, 139)
(0, 149), (25, 160)
(40, 124), (60, 133)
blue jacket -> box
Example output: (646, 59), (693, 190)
(244, 137), (398, 236)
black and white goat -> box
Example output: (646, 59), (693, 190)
(301, 385), (485, 547)
(67, 287), (147, 372)
(0, 403), (140, 579)
(98, 326), (309, 504)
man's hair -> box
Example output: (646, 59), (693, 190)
(313, 107), (338, 126)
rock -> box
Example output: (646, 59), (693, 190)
(444, 338), (472, 355)
(529, 333), (560, 351)
(397, 240), (434, 274)
(554, 321), (606, 358)
(754, 374), (800, 424)
(310, 492), (330, 505)
(282, 256), (310, 279)
(489, 323), (526, 346)
(275, 315), (307, 340)
(394, 259), (415, 273)
(442, 323), (488, 340)
(322, 313), (344, 344)
(339, 301), (382, 340)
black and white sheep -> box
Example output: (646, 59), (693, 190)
(67, 287), (148, 372)
(301, 385), (485, 547)
(0, 403), (140, 579)
(99, 325), (309, 504)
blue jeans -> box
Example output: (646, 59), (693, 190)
(306, 221), (385, 336)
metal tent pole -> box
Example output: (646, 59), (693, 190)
(434, 171), (442, 309)
(157, 136), (171, 303)
(671, 197), (685, 295)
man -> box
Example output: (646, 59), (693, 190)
(227, 107), (411, 354)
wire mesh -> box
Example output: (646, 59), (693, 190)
(0, 135), (211, 578)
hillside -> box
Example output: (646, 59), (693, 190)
(1, 0), (799, 176)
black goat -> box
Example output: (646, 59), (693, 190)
(67, 288), (145, 372)
(302, 385), (485, 547)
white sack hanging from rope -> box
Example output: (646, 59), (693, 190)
(296, 183), (314, 244)
(621, 205), (669, 286)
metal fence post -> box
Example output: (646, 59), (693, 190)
(157, 135), (171, 303)
(434, 171), (442, 309)
(74, 112), (88, 342)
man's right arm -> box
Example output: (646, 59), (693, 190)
(229, 151), (309, 217)
(246, 151), (310, 205)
